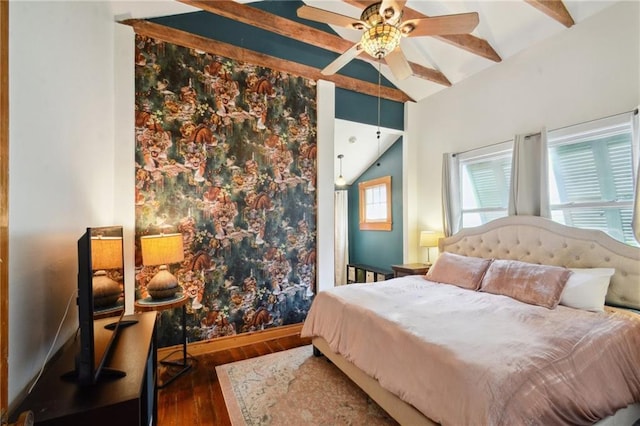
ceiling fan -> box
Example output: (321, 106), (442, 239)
(297, 0), (480, 81)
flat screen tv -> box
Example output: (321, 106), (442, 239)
(63, 226), (135, 385)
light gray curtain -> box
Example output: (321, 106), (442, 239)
(508, 130), (550, 217)
(442, 153), (461, 236)
(632, 109), (640, 243)
(334, 190), (349, 285)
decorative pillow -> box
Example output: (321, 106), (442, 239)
(559, 268), (615, 312)
(425, 252), (493, 290)
(480, 259), (572, 309)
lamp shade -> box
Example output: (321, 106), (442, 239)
(419, 231), (443, 248)
(140, 233), (184, 266)
(91, 237), (123, 271)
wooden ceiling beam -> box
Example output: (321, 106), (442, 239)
(120, 19), (412, 103)
(178, 0), (450, 86)
(524, 0), (575, 28)
(344, 0), (502, 63)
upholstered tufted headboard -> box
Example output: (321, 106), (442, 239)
(440, 216), (640, 310)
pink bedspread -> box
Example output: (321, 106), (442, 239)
(301, 276), (640, 425)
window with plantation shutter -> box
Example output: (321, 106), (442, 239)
(548, 113), (638, 247)
(459, 142), (513, 228)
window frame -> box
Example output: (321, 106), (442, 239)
(458, 141), (513, 228)
(358, 175), (392, 231)
(547, 112), (637, 246)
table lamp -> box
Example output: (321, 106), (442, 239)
(140, 233), (184, 299)
(91, 236), (123, 307)
(419, 231), (443, 266)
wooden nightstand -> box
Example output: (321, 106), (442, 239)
(391, 263), (430, 278)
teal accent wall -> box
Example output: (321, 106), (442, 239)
(336, 88), (404, 130)
(348, 138), (403, 271)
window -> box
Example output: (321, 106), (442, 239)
(459, 142), (513, 228)
(548, 113), (638, 246)
(359, 176), (392, 231)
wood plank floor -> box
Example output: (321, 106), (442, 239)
(157, 334), (312, 425)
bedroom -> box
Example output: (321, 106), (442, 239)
(2, 0), (639, 423)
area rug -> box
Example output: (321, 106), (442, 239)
(216, 345), (398, 425)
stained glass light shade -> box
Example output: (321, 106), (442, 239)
(361, 24), (401, 59)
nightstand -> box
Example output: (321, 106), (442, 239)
(391, 263), (430, 278)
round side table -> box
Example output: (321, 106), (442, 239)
(135, 293), (193, 388)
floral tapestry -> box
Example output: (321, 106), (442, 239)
(134, 35), (317, 347)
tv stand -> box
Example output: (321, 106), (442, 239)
(60, 365), (126, 384)
(10, 312), (157, 426)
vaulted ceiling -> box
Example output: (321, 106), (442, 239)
(113, 0), (620, 184)
(115, 0), (616, 103)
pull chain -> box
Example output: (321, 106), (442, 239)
(376, 61), (381, 162)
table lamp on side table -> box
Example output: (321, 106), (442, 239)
(140, 233), (184, 299)
(419, 231), (444, 266)
(91, 236), (123, 307)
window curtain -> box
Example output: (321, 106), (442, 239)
(508, 130), (550, 217)
(334, 190), (349, 285)
(442, 153), (461, 236)
(632, 109), (640, 243)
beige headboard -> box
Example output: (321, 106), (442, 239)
(440, 216), (640, 310)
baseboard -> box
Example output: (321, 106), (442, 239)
(157, 323), (304, 358)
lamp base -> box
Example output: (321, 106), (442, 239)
(147, 267), (180, 299)
(93, 272), (121, 307)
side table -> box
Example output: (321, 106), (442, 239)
(391, 263), (430, 278)
(135, 293), (193, 388)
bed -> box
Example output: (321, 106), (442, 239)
(301, 216), (640, 425)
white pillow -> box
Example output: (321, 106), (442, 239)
(559, 268), (615, 312)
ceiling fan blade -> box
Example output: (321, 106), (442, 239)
(379, 0), (405, 24)
(401, 12), (480, 37)
(384, 47), (413, 81)
(321, 43), (364, 76)
(297, 5), (364, 29)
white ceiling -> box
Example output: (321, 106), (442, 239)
(334, 120), (402, 185)
(109, 0), (620, 185)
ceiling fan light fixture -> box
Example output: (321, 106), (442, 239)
(361, 24), (401, 59)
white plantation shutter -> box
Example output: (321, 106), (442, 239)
(548, 113), (637, 246)
(446, 112), (638, 247)
(458, 142), (513, 228)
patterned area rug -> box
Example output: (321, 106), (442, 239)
(216, 345), (398, 425)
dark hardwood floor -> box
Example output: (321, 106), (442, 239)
(157, 334), (312, 425)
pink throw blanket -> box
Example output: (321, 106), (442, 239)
(301, 276), (640, 425)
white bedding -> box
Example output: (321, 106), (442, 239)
(301, 276), (640, 425)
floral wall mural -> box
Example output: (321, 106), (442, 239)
(134, 35), (317, 347)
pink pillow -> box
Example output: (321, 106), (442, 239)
(480, 259), (573, 309)
(426, 252), (493, 290)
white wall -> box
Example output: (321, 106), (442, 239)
(317, 80), (336, 292)
(8, 1), (117, 407)
(409, 1), (640, 240)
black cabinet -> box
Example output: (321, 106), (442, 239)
(10, 312), (157, 426)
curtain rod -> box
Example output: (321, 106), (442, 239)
(452, 108), (638, 157)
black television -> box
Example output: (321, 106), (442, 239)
(63, 226), (134, 385)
